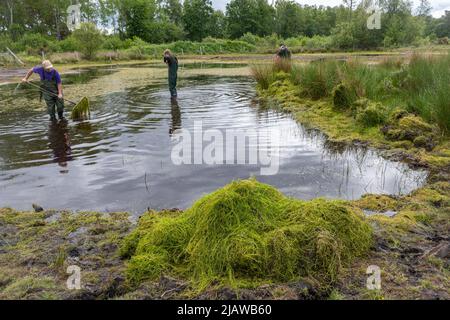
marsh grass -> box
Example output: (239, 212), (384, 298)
(250, 64), (274, 90)
(252, 53), (450, 134)
(403, 53), (450, 134)
(121, 179), (373, 291)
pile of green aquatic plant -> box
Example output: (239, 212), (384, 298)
(71, 97), (90, 121)
(121, 179), (373, 290)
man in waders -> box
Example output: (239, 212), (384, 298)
(276, 44), (292, 60)
(22, 60), (65, 121)
(163, 49), (178, 99)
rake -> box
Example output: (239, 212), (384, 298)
(25, 81), (91, 120)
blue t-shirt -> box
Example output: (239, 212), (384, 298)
(32, 66), (62, 84)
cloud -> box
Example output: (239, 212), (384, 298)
(211, 0), (450, 18)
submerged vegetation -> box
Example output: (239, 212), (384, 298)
(121, 179), (373, 291)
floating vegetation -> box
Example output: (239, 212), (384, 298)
(121, 179), (373, 290)
(71, 97), (90, 121)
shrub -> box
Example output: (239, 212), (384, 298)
(239, 32), (260, 45)
(59, 36), (79, 52)
(50, 52), (81, 64)
(437, 37), (449, 45)
(103, 36), (128, 51)
(17, 33), (59, 55)
(72, 23), (104, 60)
(0, 34), (14, 51)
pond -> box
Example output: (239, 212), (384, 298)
(0, 64), (427, 214)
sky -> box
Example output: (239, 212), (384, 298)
(211, 0), (450, 18)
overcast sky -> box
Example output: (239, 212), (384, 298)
(211, 0), (450, 18)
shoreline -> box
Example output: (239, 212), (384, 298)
(3, 47), (450, 86)
(0, 54), (448, 300)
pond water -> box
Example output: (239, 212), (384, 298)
(0, 64), (427, 214)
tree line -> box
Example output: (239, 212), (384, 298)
(0, 0), (449, 50)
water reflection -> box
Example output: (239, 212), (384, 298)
(47, 120), (72, 172)
(169, 98), (182, 135)
(0, 74), (428, 214)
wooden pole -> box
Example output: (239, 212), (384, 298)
(6, 47), (25, 65)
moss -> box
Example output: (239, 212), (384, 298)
(356, 103), (387, 127)
(381, 114), (440, 152)
(351, 98), (369, 116)
(332, 83), (356, 111)
(122, 179), (373, 291)
(0, 276), (58, 300)
(328, 290), (344, 300)
(389, 108), (409, 123)
(361, 289), (385, 300)
(355, 194), (399, 212)
(0, 207), (132, 300)
(397, 115), (435, 139)
(410, 187), (449, 207)
(413, 135), (431, 148)
(390, 140), (414, 149)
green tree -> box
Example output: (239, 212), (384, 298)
(226, 0), (275, 39)
(182, 0), (214, 41)
(98, 0), (120, 32)
(434, 11), (450, 38)
(209, 10), (227, 38)
(160, 0), (184, 25)
(275, 0), (303, 38)
(118, 0), (157, 40)
(380, 0), (422, 47)
(72, 23), (104, 59)
(416, 0), (432, 16)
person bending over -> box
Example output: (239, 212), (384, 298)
(23, 60), (65, 121)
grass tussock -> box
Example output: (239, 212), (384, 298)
(121, 179), (373, 291)
(252, 52), (450, 135)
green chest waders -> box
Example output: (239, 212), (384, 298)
(168, 58), (178, 98)
(41, 70), (64, 120)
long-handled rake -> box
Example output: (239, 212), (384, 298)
(25, 81), (90, 120)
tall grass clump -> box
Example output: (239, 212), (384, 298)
(251, 58), (292, 90)
(250, 64), (275, 90)
(121, 179), (373, 291)
(403, 53), (450, 134)
(295, 60), (342, 100)
(253, 53), (449, 134)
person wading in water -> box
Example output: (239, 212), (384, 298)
(22, 60), (65, 121)
(163, 49), (179, 99)
(275, 44), (292, 61)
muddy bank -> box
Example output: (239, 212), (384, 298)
(0, 179), (448, 300)
(0, 56), (448, 300)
